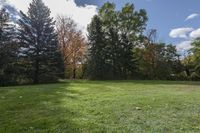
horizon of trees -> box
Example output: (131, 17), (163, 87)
(1, 0), (200, 86)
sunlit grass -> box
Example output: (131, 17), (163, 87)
(1, 80), (200, 132)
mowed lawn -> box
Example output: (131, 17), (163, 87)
(1, 81), (200, 133)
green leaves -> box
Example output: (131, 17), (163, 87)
(87, 2), (148, 80)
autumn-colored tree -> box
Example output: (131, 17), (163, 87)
(137, 29), (182, 80)
(56, 16), (87, 79)
(141, 29), (157, 79)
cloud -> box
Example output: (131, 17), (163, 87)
(185, 13), (199, 21)
(190, 28), (200, 39)
(176, 40), (193, 52)
(169, 27), (193, 39)
(0, 0), (20, 21)
(169, 28), (200, 52)
(6, 0), (98, 35)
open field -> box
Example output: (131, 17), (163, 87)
(1, 80), (200, 132)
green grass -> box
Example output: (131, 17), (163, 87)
(1, 80), (200, 132)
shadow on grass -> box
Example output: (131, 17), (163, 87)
(0, 82), (83, 133)
(123, 80), (200, 86)
(1, 80), (200, 132)
(61, 79), (200, 86)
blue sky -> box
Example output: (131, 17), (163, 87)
(75, 0), (200, 41)
(75, 0), (200, 51)
(3, 0), (200, 51)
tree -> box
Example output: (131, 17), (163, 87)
(0, 8), (18, 86)
(138, 29), (159, 79)
(87, 15), (108, 79)
(56, 16), (87, 79)
(190, 38), (200, 80)
(17, 0), (64, 83)
(135, 29), (182, 80)
(87, 2), (148, 79)
(138, 43), (181, 80)
(192, 38), (200, 59)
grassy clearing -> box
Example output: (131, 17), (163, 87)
(1, 80), (200, 132)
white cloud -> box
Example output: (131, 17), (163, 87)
(185, 13), (199, 21)
(6, 0), (98, 35)
(176, 40), (193, 52)
(169, 27), (193, 39)
(190, 28), (200, 39)
(169, 28), (200, 52)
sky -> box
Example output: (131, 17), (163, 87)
(1, 0), (200, 52)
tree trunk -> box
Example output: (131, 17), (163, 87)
(72, 57), (76, 79)
(34, 60), (39, 84)
(72, 67), (76, 79)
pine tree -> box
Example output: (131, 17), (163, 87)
(18, 0), (64, 83)
(87, 15), (110, 79)
(0, 8), (18, 85)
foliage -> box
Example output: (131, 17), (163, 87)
(188, 38), (200, 80)
(87, 15), (108, 79)
(17, 0), (64, 83)
(56, 16), (87, 79)
(137, 39), (182, 80)
(87, 2), (148, 80)
(0, 8), (18, 86)
(1, 0), (200, 84)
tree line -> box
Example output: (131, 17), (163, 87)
(0, 0), (200, 86)
(87, 3), (184, 80)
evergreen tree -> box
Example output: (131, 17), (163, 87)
(87, 15), (110, 79)
(18, 0), (64, 83)
(0, 8), (18, 86)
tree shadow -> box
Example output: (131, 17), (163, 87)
(52, 79), (200, 86)
(86, 80), (200, 86)
(126, 80), (200, 86)
(1, 80), (200, 132)
(0, 82), (83, 133)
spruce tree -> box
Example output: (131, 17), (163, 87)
(87, 15), (110, 79)
(18, 0), (64, 83)
(0, 8), (18, 86)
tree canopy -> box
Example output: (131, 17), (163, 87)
(1, 0), (200, 86)
(17, 0), (64, 83)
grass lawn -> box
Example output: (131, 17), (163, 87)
(1, 80), (200, 132)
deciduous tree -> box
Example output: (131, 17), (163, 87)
(56, 16), (87, 79)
